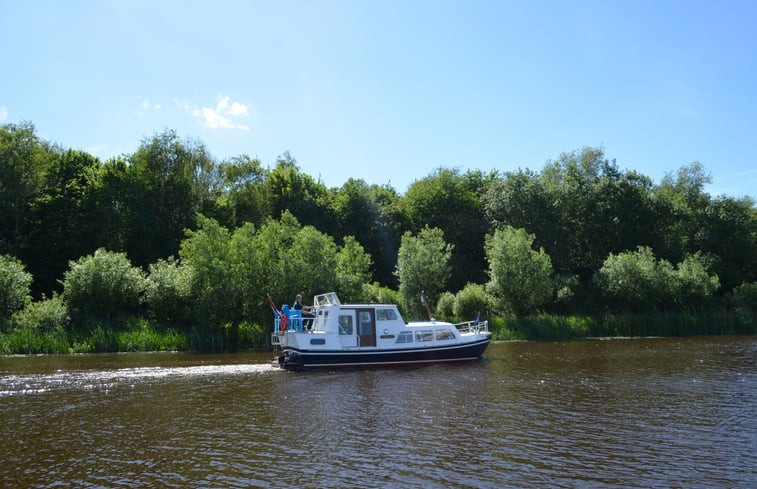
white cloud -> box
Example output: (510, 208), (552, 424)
(85, 144), (108, 156)
(192, 96), (250, 131)
(0, 106), (8, 121)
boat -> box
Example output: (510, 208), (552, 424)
(270, 292), (492, 371)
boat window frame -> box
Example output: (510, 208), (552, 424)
(337, 314), (353, 335)
(415, 330), (433, 342)
(396, 331), (413, 343)
(376, 308), (398, 321)
(435, 329), (456, 341)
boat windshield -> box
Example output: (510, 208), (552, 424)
(314, 292), (341, 307)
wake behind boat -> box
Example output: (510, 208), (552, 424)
(271, 292), (492, 371)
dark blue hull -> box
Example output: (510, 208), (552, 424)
(276, 337), (491, 371)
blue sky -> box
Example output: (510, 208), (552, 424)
(2, 0), (756, 198)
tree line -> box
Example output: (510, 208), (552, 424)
(1, 121), (756, 352)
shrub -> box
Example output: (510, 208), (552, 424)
(728, 282), (757, 310)
(12, 293), (69, 332)
(435, 291), (456, 320)
(0, 254), (32, 327)
(144, 257), (192, 328)
(62, 248), (145, 327)
(454, 283), (489, 321)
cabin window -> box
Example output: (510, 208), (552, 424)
(396, 331), (413, 343)
(415, 331), (433, 342)
(310, 338), (326, 345)
(435, 329), (455, 341)
(377, 309), (398, 321)
(338, 315), (353, 335)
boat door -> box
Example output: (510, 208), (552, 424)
(357, 308), (376, 347)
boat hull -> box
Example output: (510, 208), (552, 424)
(276, 336), (491, 371)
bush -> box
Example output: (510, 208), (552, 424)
(435, 292), (455, 320)
(62, 248), (145, 327)
(728, 282), (757, 310)
(12, 294), (69, 332)
(0, 254), (33, 327)
(454, 283), (489, 321)
(144, 257), (192, 328)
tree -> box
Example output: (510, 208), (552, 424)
(485, 226), (554, 316)
(332, 179), (404, 288)
(335, 236), (373, 302)
(214, 154), (270, 228)
(26, 149), (102, 295)
(265, 153), (335, 234)
(179, 215), (235, 329)
(0, 122), (53, 257)
(124, 130), (216, 267)
(395, 226), (453, 319)
(403, 168), (489, 289)
(0, 254), (33, 327)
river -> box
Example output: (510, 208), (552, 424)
(1, 336), (755, 488)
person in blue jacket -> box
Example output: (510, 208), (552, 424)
(293, 293), (314, 329)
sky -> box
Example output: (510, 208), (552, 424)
(2, 0), (756, 198)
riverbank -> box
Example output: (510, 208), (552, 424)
(1, 311), (755, 355)
(493, 310), (757, 341)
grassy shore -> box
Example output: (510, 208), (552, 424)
(491, 310), (757, 341)
(1, 311), (755, 355)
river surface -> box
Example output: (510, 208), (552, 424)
(1, 336), (755, 488)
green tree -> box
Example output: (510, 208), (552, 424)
(265, 153), (335, 233)
(61, 249), (145, 327)
(335, 236), (373, 302)
(26, 149), (102, 295)
(540, 147), (656, 281)
(0, 122), (53, 256)
(179, 215), (235, 329)
(485, 226), (554, 316)
(214, 154), (270, 228)
(332, 179), (404, 288)
(0, 254), (33, 328)
(124, 130), (217, 267)
(403, 168), (490, 289)
(395, 226), (453, 319)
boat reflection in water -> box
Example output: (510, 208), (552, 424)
(271, 292), (492, 371)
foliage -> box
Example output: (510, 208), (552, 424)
(144, 257), (193, 328)
(0, 122), (54, 257)
(403, 168), (490, 289)
(395, 226), (453, 319)
(727, 282), (757, 310)
(61, 248), (145, 326)
(435, 291), (456, 320)
(361, 282), (407, 318)
(335, 236), (373, 302)
(2, 122), (757, 351)
(11, 293), (69, 332)
(0, 254), (33, 326)
(485, 226), (554, 316)
(179, 215), (235, 329)
(453, 283), (489, 321)
(595, 246), (720, 311)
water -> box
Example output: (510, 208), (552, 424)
(1, 337), (755, 488)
